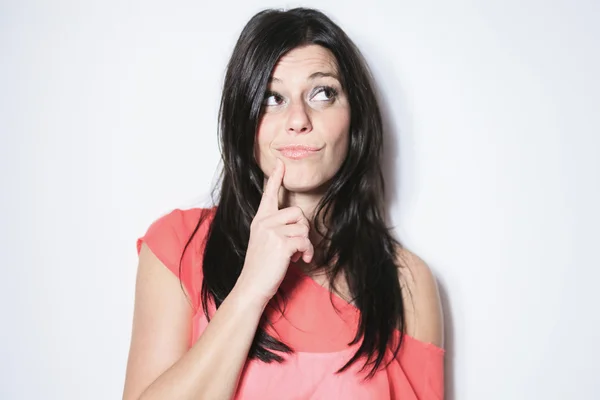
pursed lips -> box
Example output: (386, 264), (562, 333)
(275, 145), (322, 160)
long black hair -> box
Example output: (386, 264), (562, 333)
(179, 7), (405, 380)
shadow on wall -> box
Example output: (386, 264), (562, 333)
(437, 281), (455, 400)
(369, 42), (456, 400)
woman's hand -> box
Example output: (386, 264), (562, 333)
(234, 158), (314, 304)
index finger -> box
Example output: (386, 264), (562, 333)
(257, 158), (284, 214)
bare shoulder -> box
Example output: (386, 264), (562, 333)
(395, 247), (444, 348)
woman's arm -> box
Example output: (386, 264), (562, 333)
(397, 248), (444, 348)
(123, 160), (311, 399)
(122, 243), (268, 400)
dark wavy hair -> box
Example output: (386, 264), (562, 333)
(179, 7), (406, 380)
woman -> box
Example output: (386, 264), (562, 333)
(123, 7), (444, 400)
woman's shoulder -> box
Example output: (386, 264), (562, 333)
(136, 206), (217, 308)
(395, 247), (445, 349)
(136, 206), (217, 269)
(144, 206), (216, 240)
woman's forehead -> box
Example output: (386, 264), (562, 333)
(270, 45), (339, 82)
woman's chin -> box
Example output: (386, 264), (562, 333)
(283, 183), (320, 194)
(282, 178), (330, 195)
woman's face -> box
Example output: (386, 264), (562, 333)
(255, 45), (351, 193)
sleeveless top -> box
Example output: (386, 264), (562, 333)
(136, 207), (444, 399)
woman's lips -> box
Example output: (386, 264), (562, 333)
(277, 146), (321, 160)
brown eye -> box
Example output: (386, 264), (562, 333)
(263, 91), (284, 106)
(312, 86), (338, 102)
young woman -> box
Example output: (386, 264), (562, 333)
(123, 7), (444, 400)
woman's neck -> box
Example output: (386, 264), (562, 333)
(277, 189), (320, 220)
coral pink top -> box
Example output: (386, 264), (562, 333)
(137, 207), (444, 399)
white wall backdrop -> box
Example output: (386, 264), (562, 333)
(2, 0), (598, 399)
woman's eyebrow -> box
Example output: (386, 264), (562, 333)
(307, 71), (339, 81)
(268, 71), (340, 83)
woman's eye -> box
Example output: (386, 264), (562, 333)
(312, 86), (338, 102)
(263, 92), (283, 106)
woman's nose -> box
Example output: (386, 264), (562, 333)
(286, 103), (313, 134)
